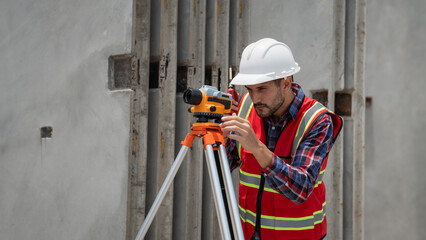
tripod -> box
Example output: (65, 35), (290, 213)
(135, 121), (245, 240)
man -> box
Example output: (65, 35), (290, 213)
(220, 38), (343, 240)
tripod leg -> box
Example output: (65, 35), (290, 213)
(218, 144), (245, 239)
(135, 145), (190, 240)
(204, 144), (232, 240)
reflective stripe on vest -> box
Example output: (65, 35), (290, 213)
(239, 168), (325, 193)
(291, 102), (326, 157)
(237, 93), (253, 158)
(238, 202), (326, 230)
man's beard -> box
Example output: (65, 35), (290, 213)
(253, 92), (285, 118)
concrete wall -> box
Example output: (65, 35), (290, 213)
(247, 0), (426, 239)
(0, 0), (132, 239)
(2, 0), (426, 239)
(247, 0), (336, 93)
(364, 0), (426, 239)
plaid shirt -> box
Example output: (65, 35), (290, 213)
(226, 84), (334, 204)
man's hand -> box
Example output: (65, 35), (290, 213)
(220, 113), (273, 169)
(220, 113), (259, 152)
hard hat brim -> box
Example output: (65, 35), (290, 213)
(230, 66), (300, 86)
(230, 73), (277, 86)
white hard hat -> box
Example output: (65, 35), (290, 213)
(231, 38), (300, 85)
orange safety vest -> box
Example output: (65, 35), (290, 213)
(237, 92), (342, 239)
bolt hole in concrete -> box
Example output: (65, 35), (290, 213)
(40, 126), (53, 139)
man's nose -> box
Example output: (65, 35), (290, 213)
(250, 92), (260, 103)
(254, 97), (264, 106)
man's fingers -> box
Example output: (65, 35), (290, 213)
(222, 125), (240, 134)
(220, 119), (247, 131)
(221, 114), (247, 124)
(227, 132), (243, 142)
(221, 113), (253, 145)
(222, 125), (252, 142)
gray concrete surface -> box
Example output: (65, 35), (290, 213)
(2, 0), (426, 239)
(247, 0), (336, 93)
(0, 0), (132, 239)
(248, 0), (426, 239)
(364, 1), (426, 239)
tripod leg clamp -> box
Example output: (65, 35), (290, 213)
(202, 131), (225, 150)
(181, 133), (196, 148)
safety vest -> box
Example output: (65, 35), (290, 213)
(237, 92), (342, 240)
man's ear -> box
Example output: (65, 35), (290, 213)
(283, 76), (292, 90)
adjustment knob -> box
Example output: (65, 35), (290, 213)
(210, 106), (216, 112)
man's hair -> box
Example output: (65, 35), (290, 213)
(274, 78), (282, 87)
(274, 75), (294, 86)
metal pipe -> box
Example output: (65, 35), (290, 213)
(204, 144), (232, 240)
(218, 144), (245, 239)
(135, 145), (190, 240)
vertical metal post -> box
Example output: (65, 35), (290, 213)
(153, 0), (179, 239)
(352, 1), (366, 239)
(126, 0), (150, 240)
(227, 0), (249, 200)
(203, 1), (231, 239)
(183, 0), (206, 239)
(217, 0), (230, 92)
(232, 0), (249, 96)
(326, 1), (346, 239)
(343, 0), (366, 239)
